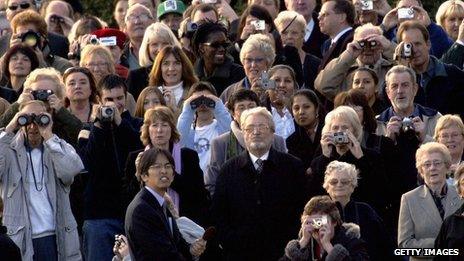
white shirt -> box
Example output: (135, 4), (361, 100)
(304, 18), (315, 41)
(194, 120), (219, 175)
(145, 186), (165, 207)
(249, 151), (270, 171)
(26, 147), (55, 238)
(331, 27), (353, 45)
(163, 81), (184, 105)
(272, 106), (295, 139)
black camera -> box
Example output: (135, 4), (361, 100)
(187, 22), (198, 32)
(358, 40), (377, 48)
(333, 132), (350, 145)
(402, 43), (413, 58)
(100, 106), (115, 122)
(90, 35), (99, 45)
(20, 30), (41, 49)
(17, 113), (51, 127)
(31, 90), (53, 102)
(190, 96), (216, 110)
(401, 117), (415, 133)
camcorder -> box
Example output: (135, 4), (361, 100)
(17, 113), (51, 127)
(260, 71), (276, 90)
(398, 7), (414, 19)
(333, 132), (350, 145)
(358, 40), (377, 48)
(360, 0), (373, 10)
(312, 215), (328, 230)
(190, 95), (216, 110)
(31, 90), (53, 102)
(402, 43), (413, 58)
(21, 30), (41, 49)
(100, 106), (115, 123)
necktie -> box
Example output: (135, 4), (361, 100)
(162, 202), (173, 235)
(255, 159), (263, 174)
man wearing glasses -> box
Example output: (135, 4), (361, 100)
(211, 107), (307, 261)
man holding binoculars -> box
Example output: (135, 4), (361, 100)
(0, 99), (84, 261)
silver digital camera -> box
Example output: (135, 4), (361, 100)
(312, 215), (328, 229)
(333, 132), (349, 145)
(100, 106), (115, 122)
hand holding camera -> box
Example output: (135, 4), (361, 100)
(321, 132), (335, 157)
(386, 116), (402, 141)
(381, 7), (401, 32)
(94, 103), (121, 127)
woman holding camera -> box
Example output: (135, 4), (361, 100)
(308, 106), (391, 220)
(0, 44), (40, 103)
(127, 22), (181, 101)
(323, 160), (398, 261)
(125, 106), (210, 225)
(63, 67), (99, 124)
(149, 45), (198, 116)
(282, 195), (369, 260)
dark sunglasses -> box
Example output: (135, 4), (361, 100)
(8, 2), (31, 11)
(203, 41), (231, 49)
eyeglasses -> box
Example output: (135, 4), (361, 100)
(8, 2), (30, 11)
(243, 57), (266, 65)
(149, 163), (173, 171)
(243, 124), (270, 134)
(86, 62), (109, 68)
(439, 132), (463, 140)
(126, 14), (151, 23)
(203, 41), (231, 49)
(422, 160), (444, 169)
(328, 179), (352, 186)
(49, 15), (65, 24)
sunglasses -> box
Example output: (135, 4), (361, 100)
(203, 41), (231, 49)
(8, 2), (31, 11)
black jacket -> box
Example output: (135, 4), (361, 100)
(194, 56), (245, 96)
(0, 32), (69, 59)
(0, 226), (21, 261)
(127, 66), (151, 101)
(211, 148), (307, 261)
(302, 13), (329, 59)
(434, 202), (464, 261)
(319, 29), (354, 71)
(78, 115), (143, 220)
(125, 188), (192, 261)
(124, 147), (210, 226)
(286, 122), (322, 170)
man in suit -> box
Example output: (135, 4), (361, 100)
(318, 0), (355, 70)
(398, 142), (463, 261)
(284, 0), (328, 58)
(211, 106), (307, 260)
(205, 89), (287, 195)
(125, 148), (206, 260)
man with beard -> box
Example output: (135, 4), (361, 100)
(315, 23), (395, 102)
(376, 65), (441, 193)
(211, 106), (307, 260)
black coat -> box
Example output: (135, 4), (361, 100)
(319, 29), (354, 71)
(309, 147), (392, 219)
(286, 122), (322, 170)
(0, 226), (21, 261)
(127, 66), (151, 101)
(125, 188), (192, 261)
(302, 13), (329, 59)
(0, 32), (69, 59)
(338, 200), (399, 261)
(211, 148), (307, 261)
(124, 147), (210, 226)
(303, 53), (321, 90)
(434, 202), (464, 261)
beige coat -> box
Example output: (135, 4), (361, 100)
(0, 132), (84, 261)
(398, 184), (463, 261)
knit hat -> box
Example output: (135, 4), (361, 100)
(157, 0), (186, 20)
(92, 28), (127, 49)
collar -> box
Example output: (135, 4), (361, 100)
(249, 151), (270, 163)
(331, 27), (352, 44)
(425, 55), (447, 78)
(426, 183), (448, 198)
(230, 121), (246, 148)
(271, 106), (292, 118)
(304, 19), (315, 41)
(377, 104), (438, 123)
(145, 186), (165, 207)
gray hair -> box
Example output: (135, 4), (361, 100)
(322, 105), (363, 142)
(415, 142), (452, 172)
(274, 11), (306, 34)
(385, 65), (417, 88)
(240, 106), (275, 133)
(239, 34), (276, 67)
(354, 23), (382, 39)
(323, 160), (359, 190)
(125, 3), (153, 23)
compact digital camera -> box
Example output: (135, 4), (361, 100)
(312, 215), (328, 230)
(360, 0), (373, 10)
(100, 106), (115, 122)
(260, 71), (276, 90)
(398, 7), (414, 19)
(333, 132), (350, 145)
(402, 43), (413, 58)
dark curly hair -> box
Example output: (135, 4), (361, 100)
(2, 44), (40, 82)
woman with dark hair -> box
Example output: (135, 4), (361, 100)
(63, 67), (99, 124)
(0, 44), (40, 103)
(125, 106), (210, 225)
(286, 89), (323, 170)
(134, 86), (167, 118)
(191, 22), (245, 96)
(351, 67), (387, 114)
(149, 45), (198, 115)
(282, 195), (369, 260)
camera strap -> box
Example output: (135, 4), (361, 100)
(24, 134), (45, 192)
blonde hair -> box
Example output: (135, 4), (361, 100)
(79, 45), (115, 74)
(436, 0), (464, 29)
(274, 10), (305, 34)
(240, 106), (275, 133)
(454, 163), (464, 196)
(239, 34), (276, 67)
(322, 106), (363, 142)
(434, 114), (464, 141)
(24, 67), (65, 99)
(415, 142), (452, 172)
(139, 22), (181, 67)
(323, 160), (359, 191)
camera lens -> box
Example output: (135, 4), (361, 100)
(104, 108), (113, 115)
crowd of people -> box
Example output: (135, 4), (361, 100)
(0, 0), (464, 260)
